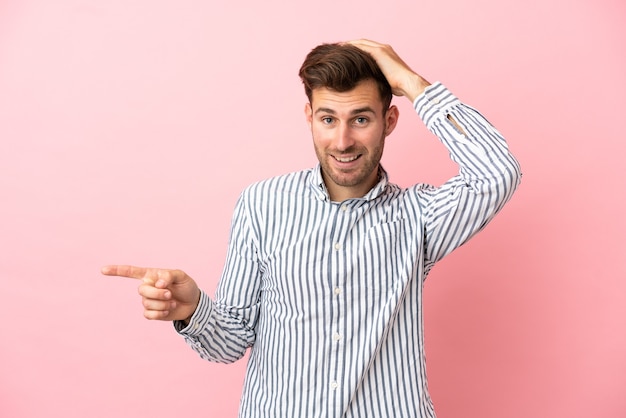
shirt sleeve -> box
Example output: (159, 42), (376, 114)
(413, 82), (522, 267)
(174, 191), (261, 363)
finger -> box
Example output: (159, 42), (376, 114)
(138, 282), (171, 300)
(346, 39), (388, 53)
(345, 38), (379, 47)
(154, 269), (187, 289)
(345, 41), (403, 71)
(144, 308), (171, 321)
(101, 265), (150, 280)
(142, 298), (178, 321)
(142, 297), (176, 312)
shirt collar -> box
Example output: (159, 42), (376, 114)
(309, 164), (389, 202)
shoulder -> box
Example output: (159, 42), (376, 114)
(379, 181), (439, 214)
(240, 168), (315, 203)
(385, 179), (437, 198)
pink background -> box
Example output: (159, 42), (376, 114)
(1, 0), (625, 417)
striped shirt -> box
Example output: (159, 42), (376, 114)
(175, 82), (522, 417)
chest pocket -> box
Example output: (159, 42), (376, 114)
(357, 219), (406, 292)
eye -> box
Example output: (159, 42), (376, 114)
(321, 117), (334, 125)
(354, 117), (369, 126)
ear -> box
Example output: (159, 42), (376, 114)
(304, 102), (313, 128)
(384, 105), (399, 136)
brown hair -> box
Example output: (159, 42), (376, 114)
(298, 43), (392, 110)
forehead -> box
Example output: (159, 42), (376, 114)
(310, 79), (384, 114)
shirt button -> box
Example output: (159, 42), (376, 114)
(331, 381), (338, 390)
(334, 243), (341, 250)
(341, 204), (348, 212)
(333, 333), (342, 341)
(334, 287), (341, 295)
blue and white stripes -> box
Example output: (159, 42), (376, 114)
(176, 82), (522, 417)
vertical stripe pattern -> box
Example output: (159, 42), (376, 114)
(175, 82), (522, 417)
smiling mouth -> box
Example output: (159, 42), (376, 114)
(333, 154), (360, 163)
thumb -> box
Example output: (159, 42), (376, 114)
(154, 269), (186, 289)
(154, 269), (172, 289)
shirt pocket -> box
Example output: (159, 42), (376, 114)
(357, 219), (406, 293)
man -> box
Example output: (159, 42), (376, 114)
(103, 39), (521, 417)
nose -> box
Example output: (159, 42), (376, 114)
(335, 123), (355, 151)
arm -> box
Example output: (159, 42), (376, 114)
(102, 193), (261, 363)
(350, 39), (522, 264)
(415, 84), (521, 264)
(175, 190), (261, 363)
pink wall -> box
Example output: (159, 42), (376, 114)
(1, 0), (624, 417)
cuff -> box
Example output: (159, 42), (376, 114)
(413, 82), (462, 127)
(173, 290), (213, 336)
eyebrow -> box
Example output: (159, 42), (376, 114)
(314, 106), (377, 116)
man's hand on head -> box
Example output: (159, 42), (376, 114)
(346, 39), (431, 102)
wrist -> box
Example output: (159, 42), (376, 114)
(183, 288), (202, 325)
(402, 73), (431, 102)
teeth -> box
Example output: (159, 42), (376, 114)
(335, 155), (358, 163)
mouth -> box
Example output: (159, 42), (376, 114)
(332, 154), (361, 163)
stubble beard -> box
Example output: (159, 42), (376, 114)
(315, 136), (385, 190)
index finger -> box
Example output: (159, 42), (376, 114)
(101, 265), (151, 280)
(345, 39), (388, 54)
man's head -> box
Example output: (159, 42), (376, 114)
(299, 42), (399, 202)
(298, 43), (393, 111)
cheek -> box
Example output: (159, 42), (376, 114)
(358, 129), (384, 145)
(311, 127), (333, 145)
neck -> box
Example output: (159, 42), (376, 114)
(323, 167), (380, 202)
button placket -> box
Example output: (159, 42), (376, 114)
(328, 201), (353, 403)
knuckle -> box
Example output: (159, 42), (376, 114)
(159, 269), (175, 281)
